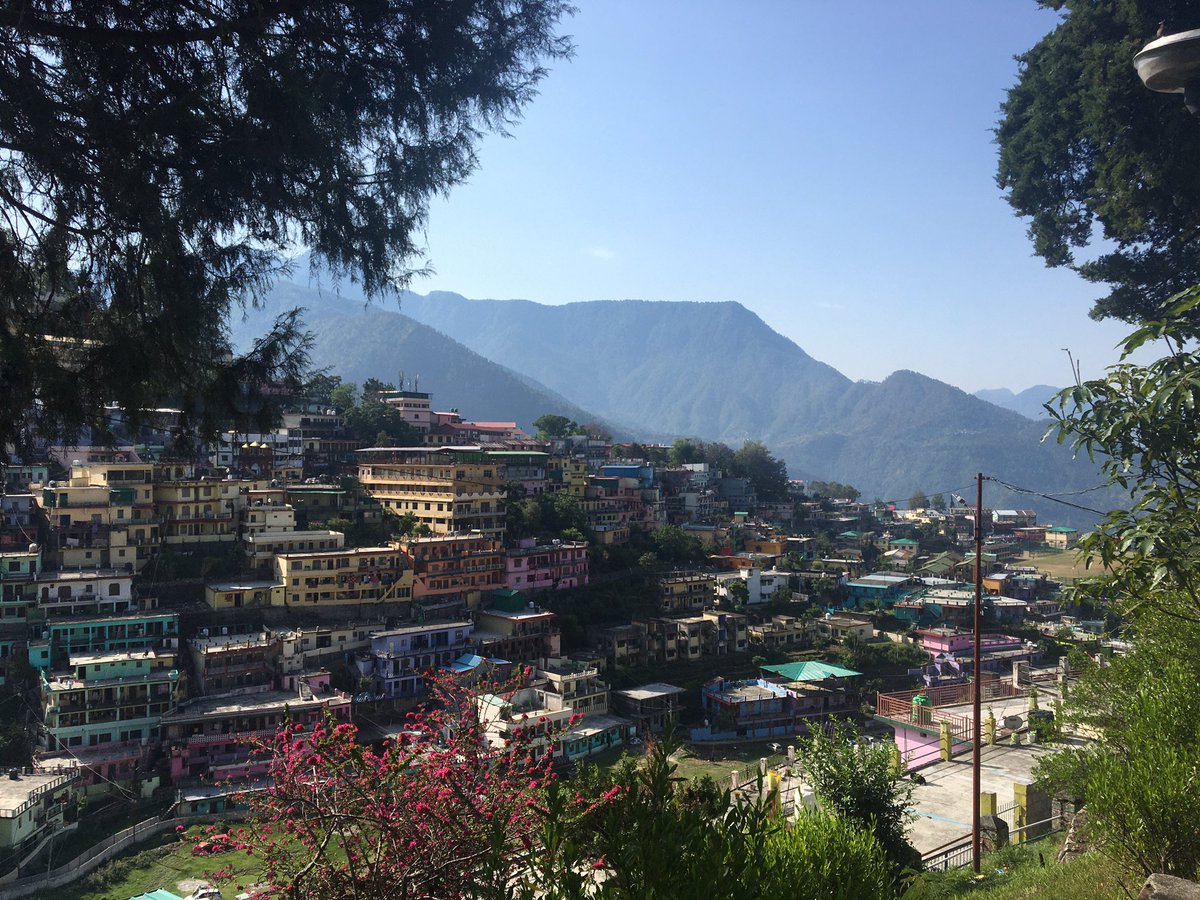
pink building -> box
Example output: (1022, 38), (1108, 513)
(161, 672), (350, 782)
(506, 539), (589, 592)
(918, 628), (1025, 658)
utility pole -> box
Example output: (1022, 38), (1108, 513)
(972, 472), (984, 873)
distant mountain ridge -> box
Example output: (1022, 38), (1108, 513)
(230, 280), (607, 435)
(234, 272), (1112, 527)
(974, 385), (1062, 420)
(394, 292), (1111, 526)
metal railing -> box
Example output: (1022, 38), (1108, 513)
(920, 815), (1065, 872)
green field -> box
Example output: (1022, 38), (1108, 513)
(1025, 549), (1110, 585)
(42, 828), (268, 900)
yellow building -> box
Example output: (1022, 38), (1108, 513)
(32, 462), (159, 572)
(356, 447), (507, 539)
(547, 455), (587, 497)
(204, 579), (284, 610)
(153, 468), (256, 546)
(274, 545), (413, 608)
(658, 573), (716, 613)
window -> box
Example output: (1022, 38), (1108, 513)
(109, 583), (121, 596)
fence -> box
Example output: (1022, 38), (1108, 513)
(0, 810), (245, 900)
(920, 815), (1066, 873)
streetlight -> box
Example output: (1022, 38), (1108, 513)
(1134, 27), (1200, 115)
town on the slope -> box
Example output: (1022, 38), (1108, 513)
(0, 386), (1094, 874)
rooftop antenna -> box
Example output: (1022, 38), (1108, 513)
(414, 374), (420, 392)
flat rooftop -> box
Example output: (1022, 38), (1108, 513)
(162, 688), (342, 723)
(708, 681), (785, 704)
(206, 579), (280, 592)
(614, 683), (685, 701)
(372, 620), (472, 638)
(0, 771), (72, 814)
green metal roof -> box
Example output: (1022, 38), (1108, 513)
(761, 661), (862, 682)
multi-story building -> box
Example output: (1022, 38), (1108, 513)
(189, 631), (276, 695)
(27, 611), (179, 672)
(356, 447), (507, 538)
(245, 528), (344, 571)
(268, 621), (384, 676)
(380, 389), (432, 432)
(357, 620), (476, 699)
(700, 609), (750, 656)
(0, 770), (78, 857)
(399, 533), (505, 608)
(474, 595), (560, 664)
(38, 648), (182, 794)
(0, 548), (41, 623)
(162, 672), (351, 783)
(477, 658), (631, 760)
(0, 493), (36, 552)
(32, 569), (136, 619)
(638, 616), (705, 664)
(32, 462), (160, 571)
(487, 451), (549, 495)
(2, 463), (49, 493)
(595, 623), (644, 669)
(241, 488), (296, 535)
(546, 455), (587, 497)
(537, 657), (610, 716)
(274, 544), (412, 609)
(715, 567), (792, 605)
(153, 468), (255, 547)
(658, 574), (715, 613)
(612, 683), (686, 736)
(748, 614), (812, 650)
(505, 538), (588, 592)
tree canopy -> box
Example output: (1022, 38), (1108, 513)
(996, 0), (1200, 323)
(0, 1), (572, 451)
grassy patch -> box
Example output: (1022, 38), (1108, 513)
(44, 827), (267, 900)
(667, 741), (791, 785)
(1024, 550), (1115, 585)
(907, 837), (1135, 899)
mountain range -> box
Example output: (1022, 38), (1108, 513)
(973, 385), (1062, 421)
(233, 273), (1113, 528)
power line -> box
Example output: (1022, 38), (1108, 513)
(985, 476), (1111, 517)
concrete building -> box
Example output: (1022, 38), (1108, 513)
(474, 595), (561, 664)
(203, 579), (283, 611)
(357, 621), (476, 699)
(27, 611), (179, 672)
(505, 538), (588, 592)
(244, 529), (344, 571)
(274, 544), (412, 609)
(399, 533), (504, 607)
(33, 569), (136, 619)
(162, 673), (351, 783)
(189, 631), (275, 696)
(0, 770), (77, 855)
(356, 446), (507, 538)
(658, 573), (715, 613)
(38, 649), (182, 794)
(748, 614), (812, 650)
(612, 683), (685, 735)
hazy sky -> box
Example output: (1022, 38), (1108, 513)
(409, 1), (1154, 394)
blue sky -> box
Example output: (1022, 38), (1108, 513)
(408, 1), (1150, 394)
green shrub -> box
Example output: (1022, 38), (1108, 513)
(760, 811), (895, 900)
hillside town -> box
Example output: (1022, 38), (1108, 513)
(0, 385), (1104, 879)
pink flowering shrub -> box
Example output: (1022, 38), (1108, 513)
(229, 668), (580, 899)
